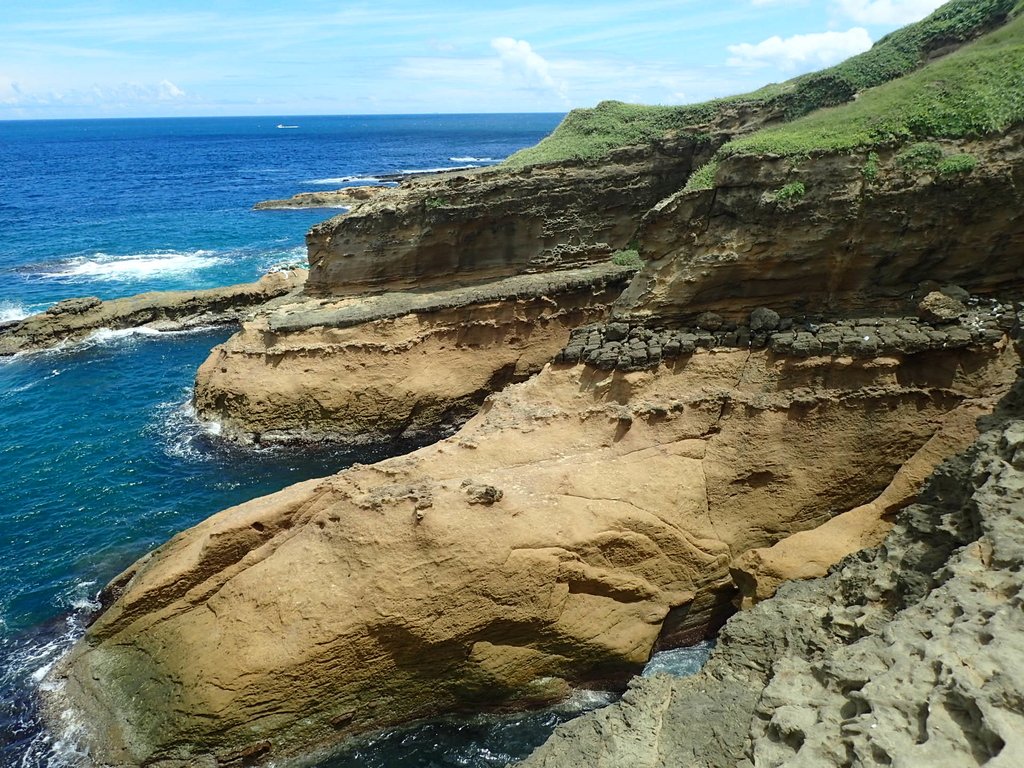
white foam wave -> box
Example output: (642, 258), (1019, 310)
(303, 175), (383, 185)
(0, 300), (30, 323)
(1, 580), (100, 767)
(643, 639), (715, 678)
(448, 156), (501, 163)
(40, 250), (225, 281)
(261, 245), (309, 274)
(151, 397), (223, 462)
(85, 326), (164, 344)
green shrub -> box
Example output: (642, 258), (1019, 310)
(774, 181), (806, 202)
(863, 151), (881, 180)
(684, 160), (719, 191)
(611, 248), (643, 267)
(895, 142), (944, 169)
(424, 197), (448, 210)
(938, 152), (978, 175)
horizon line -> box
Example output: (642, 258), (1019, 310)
(0, 110), (571, 124)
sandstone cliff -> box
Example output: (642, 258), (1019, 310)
(520, 335), (1024, 768)
(192, 265), (634, 444)
(301, 142), (704, 297)
(617, 129), (1024, 323)
(48, 329), (1019, 766)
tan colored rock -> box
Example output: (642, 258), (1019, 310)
(917, 289), (967, 324)
(193, 266), (633, 443)
(731, 397), (991, 606)
(51, 340), (1019, 767)
(253, 185), (391, 210)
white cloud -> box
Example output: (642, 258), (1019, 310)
(833, 0), (945, 25)
(158, 79), (185, 99)
(490, 37), (566, 97)
(727, 27), (872, 69)
(1, 79), (187, 108)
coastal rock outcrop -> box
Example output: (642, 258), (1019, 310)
(302, 141), (707, 296)
(617, 128), (1024, 322)
(0, 269), (306, 356)
(519, 345), (1024, 768)
(49, 335), (1019, 766)
(192, 265), (634, 443)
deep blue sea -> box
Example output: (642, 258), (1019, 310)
(0, 114), (712, 767)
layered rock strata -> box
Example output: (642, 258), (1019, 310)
(0, 269), (306, 356)
(302, 141), (708, 296)
(192, 265), (634, 444)
(519, 341), (1024, 768)
(618, 128), (1024, 322)
(49, 330), (1019, 767)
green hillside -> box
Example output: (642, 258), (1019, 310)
(722, 12), (1024, 158)
(504, 0), (1016, 168)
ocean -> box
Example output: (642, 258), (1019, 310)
(0, 114), (712, 767)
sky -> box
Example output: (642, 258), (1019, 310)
(0, 0), (949, 119)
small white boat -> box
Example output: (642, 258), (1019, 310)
(276, 124), (299, 129)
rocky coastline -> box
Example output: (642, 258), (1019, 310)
(39, 3), (1024, 766)
(0, 268), (306, 357)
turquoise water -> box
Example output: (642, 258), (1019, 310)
(0, 114), (713, 767)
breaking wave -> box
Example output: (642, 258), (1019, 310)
(36, 250), (225, 282)
(0, 301), (30, 324)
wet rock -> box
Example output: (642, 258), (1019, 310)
(46, 296), (102, 315)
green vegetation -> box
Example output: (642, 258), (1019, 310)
(938, 153), (978, 175)
(611, 248), (643, 267)
(895, 142), (945, 169)
(503, 100), (723, 168)
(772, 181), (806, 203)
(721, 12), (1024, 159)
(863, 151), (881, 180)
(684, 160), (719, 191)
(424, 197), (448, 210)
(504, 0), (1015, 167)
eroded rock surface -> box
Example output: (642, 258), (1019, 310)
(619, 129), (1024, 322)
(302, 141), (707, 296)
(519, 348), (1024, 768)
(192, 265), (635, 443)
(49, 338), (1019, 767)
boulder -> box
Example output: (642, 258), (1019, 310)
(917, 290), (967, 324)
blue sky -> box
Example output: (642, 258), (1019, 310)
(0, 0), (948, 119)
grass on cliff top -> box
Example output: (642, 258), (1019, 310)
(720, 12), (1024, 158)
(503, 0), (1016, 167)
